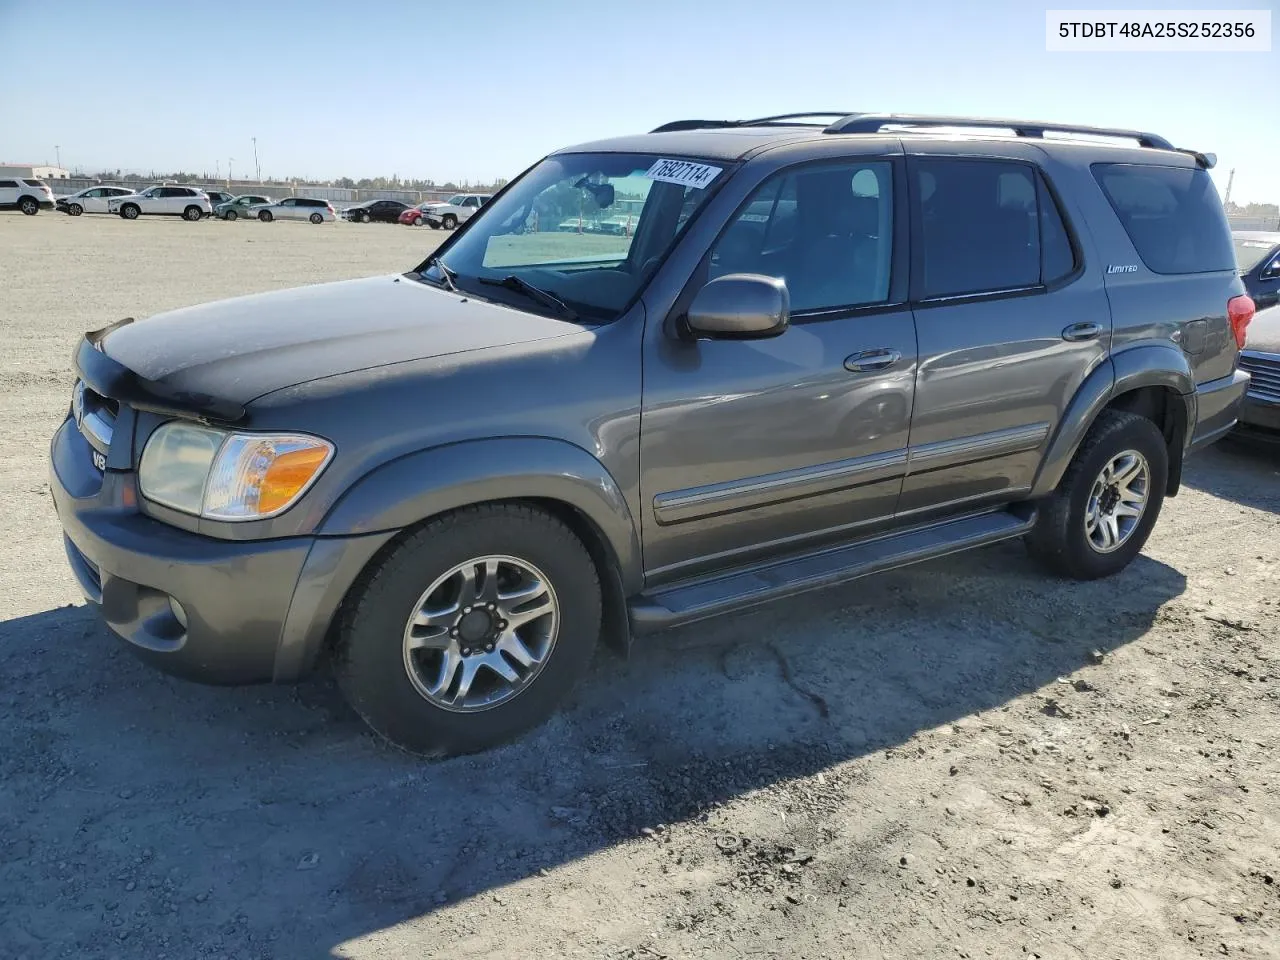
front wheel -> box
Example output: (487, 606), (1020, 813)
(67, 203), (84, 217)
(120, 204), (140, 220)
(411, 215), (422, 226)
(183, 205), (202, 221)
(258, 210), (273, 222)
(334, 504), (602, 756)
(1026, 410), (1168, 580)
(441, 214), (457, 230)
(225, 209), (238, 221)
(310, 212), (323, 224)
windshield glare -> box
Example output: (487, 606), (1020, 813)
(1234, 238), (1278, 273)
(420, 153), (727, 321)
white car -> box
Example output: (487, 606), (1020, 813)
(420, 193), (491, 229)
(0, 176), (55, 215)
(108, 185), (212, 221)
(246, 197), (336, 223)
(57, 186), (136, 216)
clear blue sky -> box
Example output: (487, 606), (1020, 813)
(1, 0), (1276, 203)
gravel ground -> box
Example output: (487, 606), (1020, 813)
(1, 212), (1278, 960)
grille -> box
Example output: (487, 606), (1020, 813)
(1239, 353), (1280, 404)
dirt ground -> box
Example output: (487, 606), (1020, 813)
(1, 212), (1278, 960)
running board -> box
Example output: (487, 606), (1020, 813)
(629, 508), (1036, 633)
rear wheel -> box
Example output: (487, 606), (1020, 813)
(67, 203), (83, 216)
(310, 212), (323, 224)
(1026, 410), (1168, 580)
(183, 205), (202, 221)
(120, 204), (140, 220)
(258, 210), (273, 222)
(19, 197), (39, 215)
(334, 504), (602, 756)
(441, 214), (457, 230)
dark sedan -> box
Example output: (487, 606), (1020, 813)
(1235, 303), (1280, 442)
(342, 199), (410, 223)
(1234, 231), (1280, 311)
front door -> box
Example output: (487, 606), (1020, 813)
(896, 146), (1112, 518)
(640, 154), (915, 583)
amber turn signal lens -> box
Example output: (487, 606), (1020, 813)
(257, 444), (332, 515)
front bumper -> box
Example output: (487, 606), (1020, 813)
(1188, 369), (1250, 453)
(49, 417), (394, 684)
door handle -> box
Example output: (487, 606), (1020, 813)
(1061, 322), (1103, 342)
(844, 348), (901, 373)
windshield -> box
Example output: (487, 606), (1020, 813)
(416, 152), (728, 322)
(1234, 238), (1279, 273)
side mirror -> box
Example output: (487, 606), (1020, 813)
(1263, 259), (1280, 280)
(685, 274), (790, 340)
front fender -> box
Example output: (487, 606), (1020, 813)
(1030, 343), (1195, 498)
(318, 437), (642, 590)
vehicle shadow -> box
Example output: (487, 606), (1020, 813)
(0, 542), (1185, 959)
(1181, 437), (1280, 513)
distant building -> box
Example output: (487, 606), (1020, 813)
(0, 163), (71, 179)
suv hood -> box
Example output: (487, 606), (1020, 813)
(101, 275), (582, 406)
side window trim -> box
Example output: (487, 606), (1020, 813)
(906, 155), (1084, 307)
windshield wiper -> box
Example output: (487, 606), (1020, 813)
(477, 275), (579, 321)
(423, 255), (458, 292)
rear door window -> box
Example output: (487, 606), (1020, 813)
(23, 179), (47, 188)
(913, 158), (1075, 299)
(1092, 163), (1235, 274)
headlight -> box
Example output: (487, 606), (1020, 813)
(139, 422), (333, 521)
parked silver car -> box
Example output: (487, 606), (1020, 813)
(247, 197), (336, 223)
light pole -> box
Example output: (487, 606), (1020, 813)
(54, 145), (61, 169)
(252, 137), (260, 182)
(228, 158), (234, 188)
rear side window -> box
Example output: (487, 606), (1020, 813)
(1092, 163), (1235, 274)
(914, 159), (1075, 299)
(24, 179), (47, 187)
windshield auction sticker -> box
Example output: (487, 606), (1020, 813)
(1046, 9), (1271, 50)
(644, 159), (723, 190)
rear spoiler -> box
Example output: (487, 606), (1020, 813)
(75, 319), (246, 425)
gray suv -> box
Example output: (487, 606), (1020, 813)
(49, 112), (1255, 756)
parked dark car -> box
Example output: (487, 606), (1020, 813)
(1233, 231), (1280, 311)
(204, 191), (235, 208)
(49, 111), (1253, 757)
(1235, 303), (1280, 441)
(343, 199), (410, 223)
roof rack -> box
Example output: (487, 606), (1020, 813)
(649, 112), (855, 133)
(822, 113), (1173, 150)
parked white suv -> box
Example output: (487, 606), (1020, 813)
(0, 177), (55, 215)
(421, 193), (491, 229)
(57, 186), (136, 216)
(108, 185), (212, 221)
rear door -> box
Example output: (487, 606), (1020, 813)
(0, 180), (17, 206)
(897, 145), (1110, 518)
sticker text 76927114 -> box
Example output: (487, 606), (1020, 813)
(644, 159), (723, 190)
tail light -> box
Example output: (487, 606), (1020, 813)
(1228, 295), (1256, 350)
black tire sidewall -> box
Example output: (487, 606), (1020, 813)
(1056, 416), (1168, 578)
(225, 209), (237, 220)
(122, 205), (138, 219)
(310, 213), (322, 224)
(20, 198), (38, 215)
(69, 203), (82, 216)
(184, 206), (201, 221)
(442, 215), (457, 229)
(259, 211), (271, 222)
(336, 508), (602, 756)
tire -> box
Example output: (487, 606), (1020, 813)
(183, 205), (202, 221)
(441, 214), (457, 230)
(359, 211), (370, 223)
(1026, 410), (1168, 580)
(225, 209), (238, 221)
(120, 204), (140, 220)
(68, 203), (83, 217)
(411, 215), (422, 226)
(258, 210), (273, 222)
(310, 212), (323, 224)
(428, 220), (440, 230)
(19, 197), (39, 215)
(334, 504), (603, 757)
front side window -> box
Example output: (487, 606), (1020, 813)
(462, 196), (479, 208)
(281, 199), (295, 207)
(419, 152), (729, 322)
(914, 159), (1075, 299)
(1092, 163), (1235, 275)
(709, 161), (894, 313)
